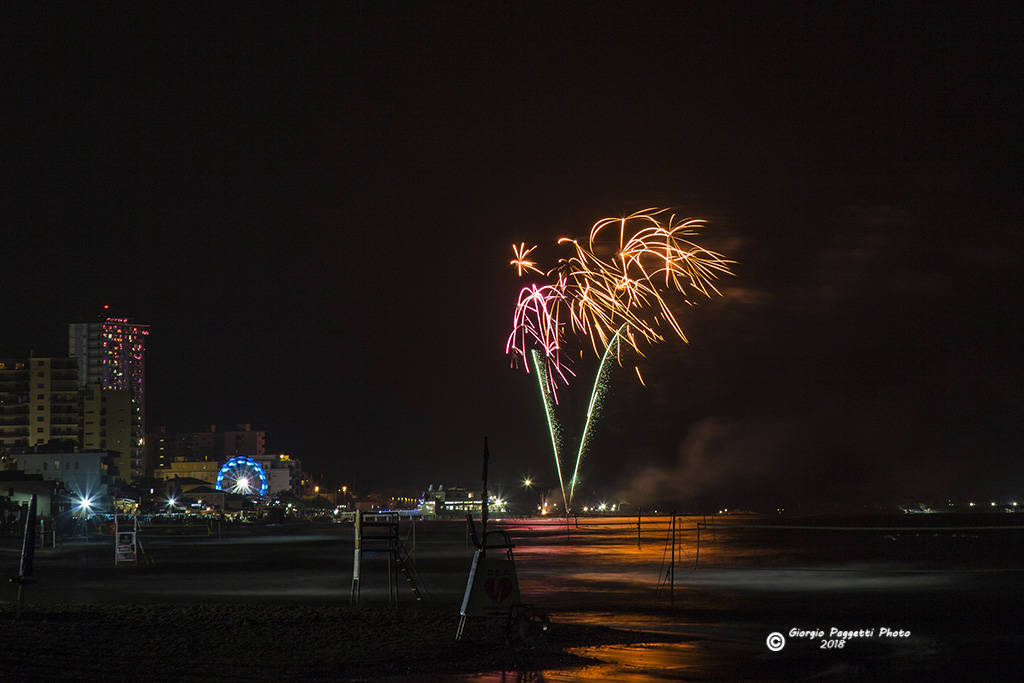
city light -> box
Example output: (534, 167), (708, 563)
(72, 494), (95, 516)
(216, 456), (268, 496)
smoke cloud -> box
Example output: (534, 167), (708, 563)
(618, 416), (799, 509)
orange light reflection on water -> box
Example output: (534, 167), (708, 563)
(464, 642), (722, 683)
(488, 515), (777, 611)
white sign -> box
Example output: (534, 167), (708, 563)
(115, 531), (137, 563)
(460, 550), (521, 617)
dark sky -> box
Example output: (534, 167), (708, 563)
(5, 3), (1022, 510)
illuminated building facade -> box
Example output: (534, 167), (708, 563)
(145, 426), (170, 472)
(152, 458), (221, 486)
(69, 318), (149, 478)
(152, 453), (299, 495)
(252, 454), (300, 495)
(0, 357), (81, 451)
(12, 448), (113, 502)
(418, 484), (508, 519)
(81, 385), (133, 483)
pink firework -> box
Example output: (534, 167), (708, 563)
(505, 278), (575, 401)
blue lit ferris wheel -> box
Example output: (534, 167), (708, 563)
(216, 456), (269, 496)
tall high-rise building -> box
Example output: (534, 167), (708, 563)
(145, 425), (171, 472)
(81, 385), (134, 481)
(0, 357), (81, 451)
(69, 317), (149, 478)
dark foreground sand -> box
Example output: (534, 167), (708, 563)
(3, 515), (1024, 680)
(0, 602), (658, 681)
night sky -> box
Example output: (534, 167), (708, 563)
(6, 3), (1021, 510)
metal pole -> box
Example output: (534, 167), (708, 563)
(669, 512), (676, 606)
(350, 510), (362, 603)
(637, 507), (642, 549)
(481, 437), (489, 558)
(695, 521), (701, 570)
(15, 494), (38, 619)
(388, 523), (396, 606)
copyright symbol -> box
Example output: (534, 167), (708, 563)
(766, 632), (786, 652)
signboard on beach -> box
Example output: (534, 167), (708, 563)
(115, 531), (137, 564)
(460, 550), (521, 617)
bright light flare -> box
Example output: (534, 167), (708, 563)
(72, 494), (95, 516)
(216, 456), (268, 497)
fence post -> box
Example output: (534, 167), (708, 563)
(695, 521), (701, 570)
(669, 511), (676, 606)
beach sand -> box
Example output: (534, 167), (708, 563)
(3, 515), (1023, 680)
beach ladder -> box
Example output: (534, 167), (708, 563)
(396, 541), (425, 601)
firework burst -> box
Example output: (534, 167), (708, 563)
(504, 279), (575, 399)
(506, 208), (734, 511)
(510, 242), (543, 276)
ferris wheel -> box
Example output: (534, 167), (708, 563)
(216, 456), (269, 496)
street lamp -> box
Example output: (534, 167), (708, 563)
(73, 495), (94, 516)
(523, 477), (551, 517)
